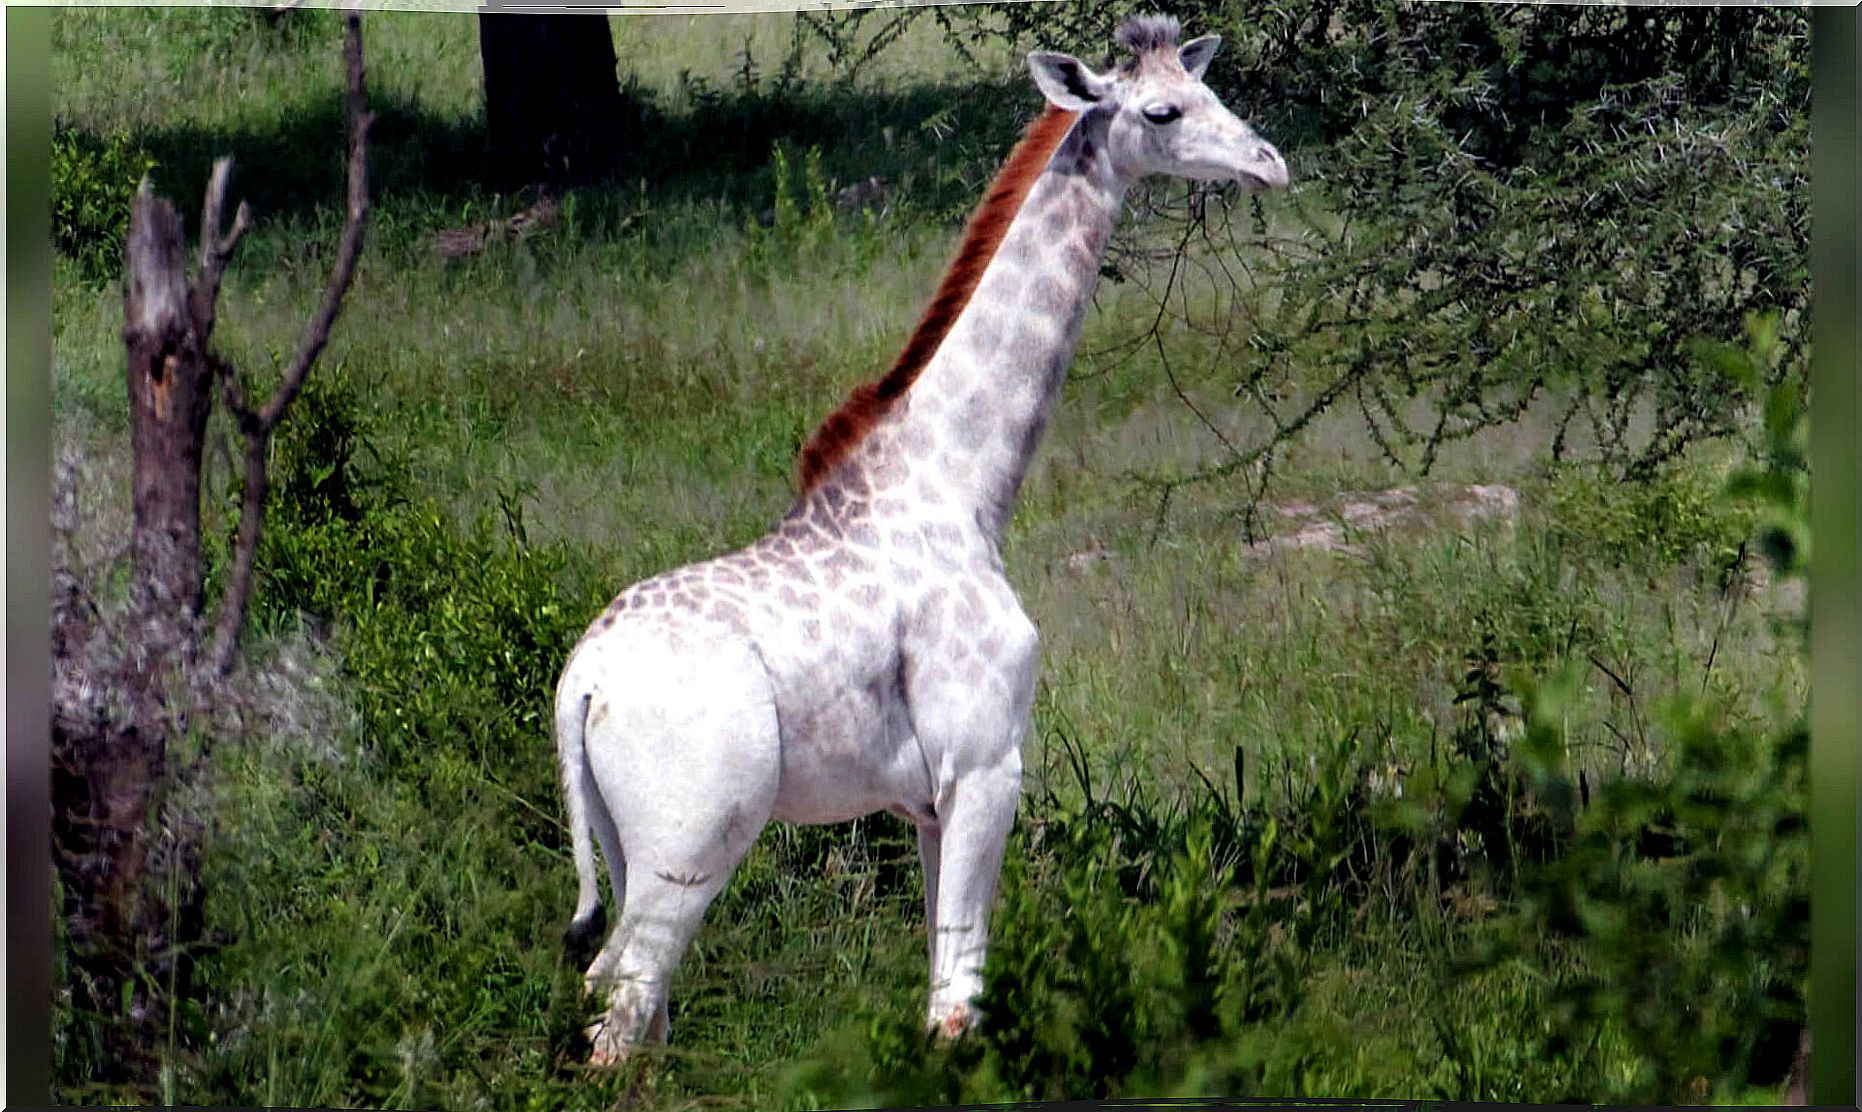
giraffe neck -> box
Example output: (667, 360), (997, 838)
(884, 113), (1126, 544)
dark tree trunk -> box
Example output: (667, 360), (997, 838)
(49, 707), (189, 1081)
(124, 192), (212, 650)
(478, 12), (623, 189)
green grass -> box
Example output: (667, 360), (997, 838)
(49, 7), (1806, 1108)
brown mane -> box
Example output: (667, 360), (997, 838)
(795, 105), (1079, 493)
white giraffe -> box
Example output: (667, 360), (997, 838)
(555, 13), (1289, 1065)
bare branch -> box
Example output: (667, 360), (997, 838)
(207, 436), (275, 680)
(208, 9), (370, 678)
(191, 157), (251, 345)
(258, 8), (372, 435)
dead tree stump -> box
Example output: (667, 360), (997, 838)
(49, 10), (371, 1092)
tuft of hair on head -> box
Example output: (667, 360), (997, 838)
(1116, 13), (1183, 55)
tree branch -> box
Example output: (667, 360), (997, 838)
(259, 10), (372, 435)
(191, 156), (251, 346)
(208, 9), (370, 678)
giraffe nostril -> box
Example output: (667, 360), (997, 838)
(1254, 145), (1278, 164)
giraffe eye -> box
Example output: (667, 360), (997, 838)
(1142, 104), (1182, 124)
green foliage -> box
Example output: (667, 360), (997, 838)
(1499, 674), (1808, 1103)
(1717, 314), (1810, 589)
(258, 492), (583, 781)
(1483, 318), (1809, 1104)
(746, 146), (837, 267)
(1538, 462), (1756, 575)
(1263, 1), (1808, 481)
(51, 128), (156, 283)
(244, 373), (583, 786)
(267, 370), (376, 530)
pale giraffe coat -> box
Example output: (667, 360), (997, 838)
(554, 13), (1289, 1065)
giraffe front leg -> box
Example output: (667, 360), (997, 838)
(905, 594), (1039, 1039)
(925, 753), (1022, 1039)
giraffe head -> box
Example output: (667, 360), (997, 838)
(1028, 14), (1289, 192)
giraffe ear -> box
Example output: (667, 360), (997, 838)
(1179, 34), (1221, 80)
(1028, 52), (1113, 111)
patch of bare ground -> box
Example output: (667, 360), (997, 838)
(1240, 483), (1522, 558)
(1057, 483), (1522, 572)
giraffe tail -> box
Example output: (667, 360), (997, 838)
(556, 682), (608, 965)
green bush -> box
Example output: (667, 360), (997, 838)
(1481, 317), (1809, 1104)
(259, 499), (584, 778)
(51, 128), (156, 283)
(252, 379), (589, 784)
(1538, 462), (1757, 575)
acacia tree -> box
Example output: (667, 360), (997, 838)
(815, 1), (1809, 515)
(50, 11), (371, 1083)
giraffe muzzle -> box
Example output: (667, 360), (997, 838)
(1237, 142), (1290, 192)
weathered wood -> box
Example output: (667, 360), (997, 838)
(191, 157), (251, 347)
(123, 189), (210, 648)
(50, 180), (213, 1087)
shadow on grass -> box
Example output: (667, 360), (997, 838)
(62, 73), (1045, 261)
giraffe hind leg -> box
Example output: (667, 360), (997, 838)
(574, 772), (628, 985)
(576, 633), (780, 1066)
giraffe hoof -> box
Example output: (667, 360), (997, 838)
(585, 1022), (630, 1069)
(929, 1002), (980, 1040)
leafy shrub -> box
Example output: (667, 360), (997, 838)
(52, 128), (156, 282)
(259, 500), (583, 779)
(1537, 462), (1757, 575)
(1245, 2), (1808, 483)
(1496, 672), (1807, 1103)
(253, 382), (588, 786)
(267, 370), (377, 530)
(1482, 317), (1808, 1103)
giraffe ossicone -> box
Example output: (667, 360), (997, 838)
(554, 12), (1288, 1066)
